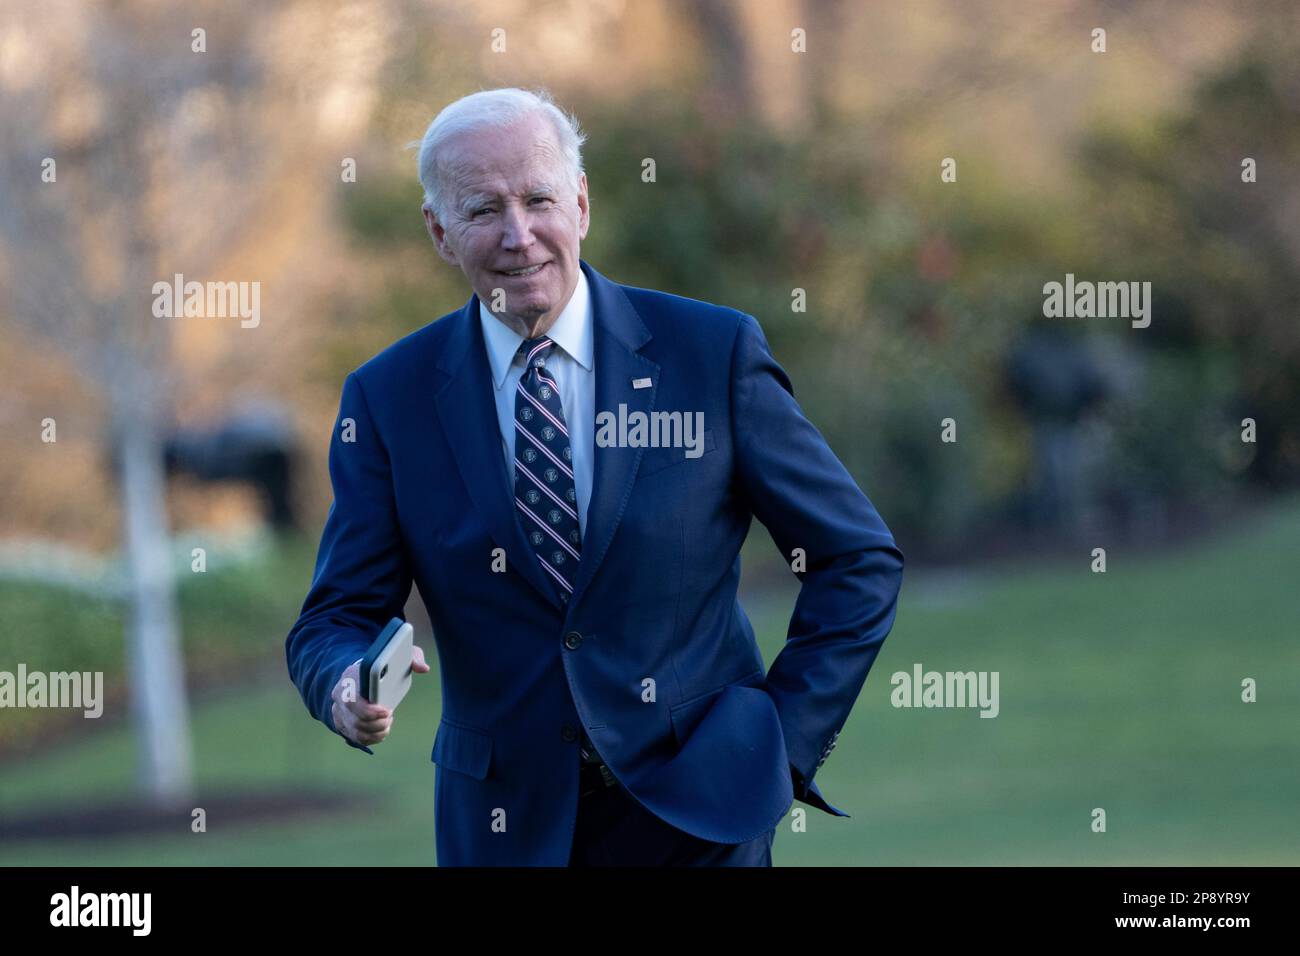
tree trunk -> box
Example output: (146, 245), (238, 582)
(118, 412), (194, 807)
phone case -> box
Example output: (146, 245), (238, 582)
(360, 617), (414, 710)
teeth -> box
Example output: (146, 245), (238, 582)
(504, 264), (544, 276)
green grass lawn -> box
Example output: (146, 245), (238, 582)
(2, 498), (1298, 865)
(0, 532), (320, 748)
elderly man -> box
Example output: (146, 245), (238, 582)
(286, 87), (904, 866)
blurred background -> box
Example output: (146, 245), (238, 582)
(1, 0), (1297, 865)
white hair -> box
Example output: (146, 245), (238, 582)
(410, 87), (587, 223)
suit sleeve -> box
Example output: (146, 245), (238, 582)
(728, 312), (904, 816)
(285, 371), (414, 755)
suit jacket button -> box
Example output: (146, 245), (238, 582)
(563, 631), (583, 650)
(561, 725), (578, 743)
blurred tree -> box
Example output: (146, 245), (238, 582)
(1078, 31), (1300, 490)
(675, 0), (755, 121)
(0, 1), (340, 804)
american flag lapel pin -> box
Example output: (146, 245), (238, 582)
(632, 377), (652, 389)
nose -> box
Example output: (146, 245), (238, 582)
(499, 202), (535, 251)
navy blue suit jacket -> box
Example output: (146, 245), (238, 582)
(286, 259), (904, 865)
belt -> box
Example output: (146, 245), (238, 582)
(579, 761), (618, 797)
(578, 739), (618, 797)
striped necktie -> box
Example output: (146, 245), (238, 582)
(513, 336), (581, 602)
(513, 336), (608, 774)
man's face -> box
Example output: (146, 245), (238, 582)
(424, 112), (589, 337)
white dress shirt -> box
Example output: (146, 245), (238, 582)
(478, 268), (595, 542)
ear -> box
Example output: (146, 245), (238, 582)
(576, 173), (590, 241)
(424, 205), (459, 267)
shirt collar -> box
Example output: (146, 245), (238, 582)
(478, 267), (593, 390)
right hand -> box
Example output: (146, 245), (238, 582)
(331, 658), (392, 746)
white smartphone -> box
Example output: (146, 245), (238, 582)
(359, 617), (415, 711)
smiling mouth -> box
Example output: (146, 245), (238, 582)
(497, 262), (548, 277)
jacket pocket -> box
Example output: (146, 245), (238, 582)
(668, 668), (763, 748)
(431, 718), (493, 780)
(635, 428), (716, 480)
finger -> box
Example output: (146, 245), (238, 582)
(354, 710), (391, 728)
(336, 699), (375, 722)
(349, 700), (390, 718)
(354, 714), (392, 733)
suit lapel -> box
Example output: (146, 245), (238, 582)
(568, 259), (659, 610)
(434, 297), (565, 610)
(431, 260), (658, 614)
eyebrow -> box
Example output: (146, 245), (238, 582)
(456, 183), (560, 214)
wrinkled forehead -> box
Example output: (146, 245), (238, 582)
(440, 117), (568, 197)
